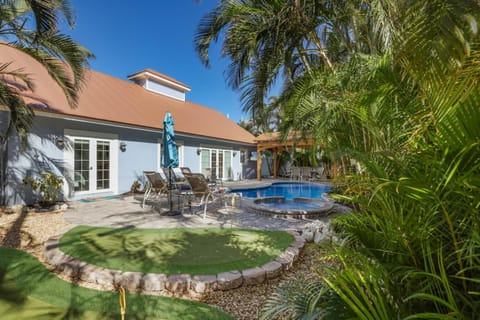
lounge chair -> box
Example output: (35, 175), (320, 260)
(278, 166), (292, 178)
(180, 167), (192, 175)
(291, 166), (302, 180)
(142, 171), (168, 208)
(302, 166), (313, 181)
(184, 172), (227, 219)
(158, 169), (168, 181)
(160, 167), (189, 190)
(173, 167), (193, 190)
(311, 167), (325, 180)
(172, 167), (187, 181)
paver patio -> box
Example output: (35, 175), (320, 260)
(64, 180), (336, 231)
(65, 196), (319, 230)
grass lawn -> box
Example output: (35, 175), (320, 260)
(0, 247), (234, 320)
(60, 226), (294, 275)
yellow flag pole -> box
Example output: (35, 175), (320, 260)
(119, 286), (126, 320)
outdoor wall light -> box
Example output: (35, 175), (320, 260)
(120, 142), (127, 152)
(233, 151), (237, 157)
(197, 148), (202, 155)
(55, 137), (65, 148)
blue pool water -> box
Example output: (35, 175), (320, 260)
(234, 183), (330, 201)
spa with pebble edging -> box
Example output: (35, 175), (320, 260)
(44, 226), (305, 295)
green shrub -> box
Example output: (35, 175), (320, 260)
(22, 172), (63, 207)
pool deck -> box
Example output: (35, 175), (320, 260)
(64, 179), (338, 231)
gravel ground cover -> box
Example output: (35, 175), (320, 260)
(0, 207), (325, 320)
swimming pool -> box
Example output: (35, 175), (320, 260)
(232, 183), (333, 218)
(233, 182), (330, 201)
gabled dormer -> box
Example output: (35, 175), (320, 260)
(127, 68), (191, 101)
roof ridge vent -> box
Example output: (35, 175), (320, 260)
(127, 69), (191, 101)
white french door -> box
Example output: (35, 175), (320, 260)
(66, 130), (118, 195)
(73, 138), (111, 192)
(200, 148), (232, 180)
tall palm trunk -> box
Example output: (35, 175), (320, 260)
(0, 137), (8, 206)
(309, 31), (334, 71)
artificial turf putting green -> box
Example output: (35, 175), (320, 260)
(0, 247), (234, 320)
(60, 226), (294, 275)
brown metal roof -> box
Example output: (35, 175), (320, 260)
(0, 44), (255, 144)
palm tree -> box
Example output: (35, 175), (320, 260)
(260, 0), (480, 318)
(238, 96), (280, 136)
(194, 0), (341, 117)
(194, 0), (384, 172)
(197, 0), (480, 318)
(0, 0), (93, 205)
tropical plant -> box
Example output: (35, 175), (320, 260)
(259, 275), (352, 320)
(0, 0), (93, 205)
(238, 96), (280, 136)
(22, 171), (63, 206)
(195, 0), (341, 116)
(0, 0), (93, 136)
(199, 0), (480, 319)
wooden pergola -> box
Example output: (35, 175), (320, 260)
(254, 132), (316, 180)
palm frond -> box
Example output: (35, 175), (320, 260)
(322, 249), (400, 320)
(0, 61), (35, 91)
(395, 0), (480, 88)
(11, 35), (93, 108)
(259, 275), (350, 320)
(0, 81), (34, 147)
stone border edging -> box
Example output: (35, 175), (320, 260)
(43, 230), (305, 295)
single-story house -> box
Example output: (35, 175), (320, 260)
(0, 44), (257, 206)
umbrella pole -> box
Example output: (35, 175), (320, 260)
(168, 167), (173, 213)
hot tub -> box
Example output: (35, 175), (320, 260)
(249, 196), (334, 219)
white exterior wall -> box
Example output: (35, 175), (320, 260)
(1, 112), (253, 205)
(145, 79), (186, 101)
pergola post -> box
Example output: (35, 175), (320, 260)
(273, 150), (278, 179)
(257, 148), (262, 180)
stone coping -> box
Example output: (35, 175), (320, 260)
(228, 180), (329, 193)
(249, 196), (334, 219)
(43, 230), (305, 296)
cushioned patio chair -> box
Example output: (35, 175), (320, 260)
(159, 167), (188, 191)
(180, 167), (192, 175)
(311, 167), (325, 180)
(302, 166), (314, 181)
(173, 167), (193, 190)
(184, 173), (228, 219)
(142, 171), (169, 208)
(291, 166), (302, 180)
(278, 165), (292, 178)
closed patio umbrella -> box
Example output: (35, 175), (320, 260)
(161, 112), (179, 215)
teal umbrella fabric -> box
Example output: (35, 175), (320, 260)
(161, 112), (179, 169)
(161, 112), (180, 215)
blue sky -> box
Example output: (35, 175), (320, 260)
(66, 1), (248, 122)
